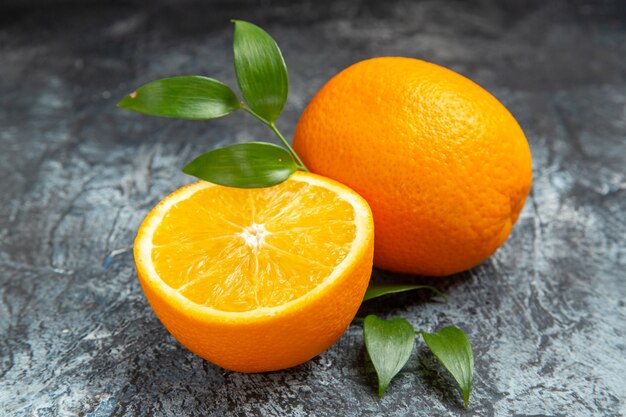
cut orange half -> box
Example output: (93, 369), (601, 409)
(134, 172), (374, 372)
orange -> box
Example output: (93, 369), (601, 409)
(134, 172), (374, 372)
(293, 57), (532, 276)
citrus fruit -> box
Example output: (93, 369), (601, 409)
(134, 171), (374, 372)
(293, 57), (532, 276)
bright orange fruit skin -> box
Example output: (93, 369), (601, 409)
(293, 57), (532, 276)
(134, 173), (374, 372)
(137, 257), (373, 372)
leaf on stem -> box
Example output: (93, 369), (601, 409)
(232, 20), (288, 122)
(118, 76), (240, 119)
(363, 284), (447, 302)
(182, 142), (298, 188)
(419, 326), (474, 407)
(363, 315), (416, 398)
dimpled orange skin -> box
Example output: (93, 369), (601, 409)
(136, 251), (373, 372)
(293, 57), (532, 276)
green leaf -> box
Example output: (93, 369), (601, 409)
(364, 315), (416, 398)
(232, 20), (288, 122)
(182, 142), (298, 188)
(118, 76), (240, 120)
(363, 284), (447, 302)
(420, 326), (474, 407)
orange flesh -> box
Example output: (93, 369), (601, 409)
(150, 180), (356, 312)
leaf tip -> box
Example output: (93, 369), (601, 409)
(181, 161), (194, 176)
(116, 98), (129, 109)
(117, 92), (138, 109)
(463, 389), (470, 408)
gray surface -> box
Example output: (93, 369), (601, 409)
(1, 0), (625, 416)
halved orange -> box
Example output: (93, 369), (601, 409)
(134, 171), (374, 372)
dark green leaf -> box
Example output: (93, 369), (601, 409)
(364, 315), (416, 398)
(182, 142), (298, 188)
(420, 326), (474, 407)
(363, 284), (447, 302)
(118, 76), (240, 120)
(232, 20), (288, 122)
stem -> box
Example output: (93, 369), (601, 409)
(240, 104), (309, 172)
(268, 122), (309, 171)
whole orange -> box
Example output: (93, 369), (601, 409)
(293, 57), (532, 276)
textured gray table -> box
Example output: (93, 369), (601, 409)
(1, 1), (625, 416)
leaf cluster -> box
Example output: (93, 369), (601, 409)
(363, 285), (473, 406)
(118, 20), (306, 188)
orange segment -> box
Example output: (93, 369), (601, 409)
(264, 221), (356, 267)
(134, 172), (374, 372)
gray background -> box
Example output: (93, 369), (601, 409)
(1, 0), (625, 416)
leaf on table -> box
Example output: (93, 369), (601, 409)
(420, 326), (474, 407)
(117, 76), (240, 119)
(363, 284), (446, 302)
(182, 142), (298, 188)
(232, 20), (288, 122)
(363, 315), (416, 398)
